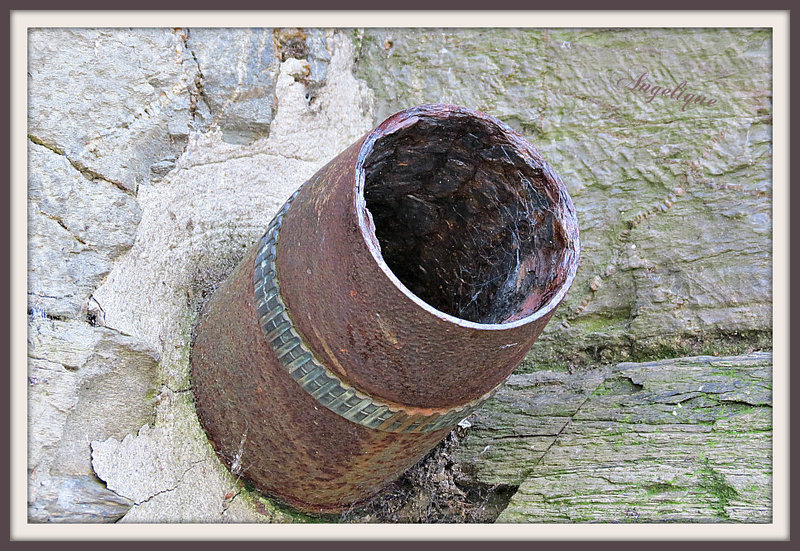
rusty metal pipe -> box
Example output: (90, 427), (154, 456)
(190, 104), (580, 513)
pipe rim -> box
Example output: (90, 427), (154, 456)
(354, 103), (581, 332)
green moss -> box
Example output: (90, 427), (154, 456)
(263, 497), (329, 523)
(524, 328), (771, 374)
(743, 483), (761, 496)
(645, 482), (680, 496)
(711, 368), (742, 378)
(570, 312), (630, 334)
(697, 459), (738, 519)
(514, 358), (571, 374)
(236, 485), (328, 523)
(711, 427), (772, 436)
(350, 29), (365, 62)
(631, 331), (772, 363)
(593, 383), (613, 396)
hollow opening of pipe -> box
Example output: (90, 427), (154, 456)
(362, 112), (575, 325)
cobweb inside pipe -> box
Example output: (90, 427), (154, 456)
(363, 116), (570, 325)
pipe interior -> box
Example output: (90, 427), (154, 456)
(363, 115), (572, 325)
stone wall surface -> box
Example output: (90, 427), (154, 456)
(26, 27), (772, 524)
(456, 352), (772, 523)
(355, 28), (772, 367)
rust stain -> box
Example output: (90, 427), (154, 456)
(190, 104), (580, 514)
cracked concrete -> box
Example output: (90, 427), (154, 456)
(92, 424), (206, 507)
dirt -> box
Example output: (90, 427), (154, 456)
(335, 426), (518, 523)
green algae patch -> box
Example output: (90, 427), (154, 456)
(697, 459), (739, 519)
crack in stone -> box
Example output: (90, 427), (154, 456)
(28, 134), (134, 196)
(28, 134), (65, 155)
(87, 294), (107, 326)
(26, 349), (79, 368)
(67, 158), (132, 196)
(527, 375), (607, 472)
(179, 28), (214, 121)
(717, 397), (772, 408)
(37, 210), (93, 249)
(89, 470), (134, 505)
(179, 149), (317, 171)
(220, 490), (242, 515)
(28, 304), (69, 318)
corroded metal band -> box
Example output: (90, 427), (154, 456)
(253, 191), (497, 433)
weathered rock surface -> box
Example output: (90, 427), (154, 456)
(455, 367), (608, 487)
(455, 353), (772, 523)
(27, 141), (140, 319)
(28, 28), (200, 193)
(183, 28), (278, 145)
(184, 28), (333, 145)
(355, 28), (773, 366)
(26, 28), (370, 524)
(27, 317), (159, 522)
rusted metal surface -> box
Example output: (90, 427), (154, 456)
(254, 196), (498, 433)
(191, 104), (580, 513)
